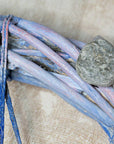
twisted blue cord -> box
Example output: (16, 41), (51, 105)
(0, 15), (22, 144)
(0, 16), (8, 144)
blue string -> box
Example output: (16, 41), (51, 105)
(5, 84), (22, 144)
(0, 16), (8, 144)
(0, 15), (22, 144)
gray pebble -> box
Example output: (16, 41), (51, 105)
(76, 36), (114, 87)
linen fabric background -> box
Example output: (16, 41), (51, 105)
(0, 0), (113, 143)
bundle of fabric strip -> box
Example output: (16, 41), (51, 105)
(0, 15), (113, 144)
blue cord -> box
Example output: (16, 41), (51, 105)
(5, 84), (22, 144)
(0, 15), (22, 144)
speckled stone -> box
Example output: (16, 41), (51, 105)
(76, 36), (114, 87)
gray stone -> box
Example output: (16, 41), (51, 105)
(76, 36), (114, 87)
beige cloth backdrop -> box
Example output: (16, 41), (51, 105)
(0, 0), (113, 143)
